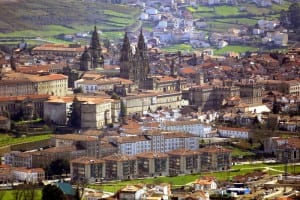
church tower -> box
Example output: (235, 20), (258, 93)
(135, 29), (150, 88)
(119, 32), (133, 79)
(80, 26), (104, 71)
(90, 26), (104, 69)
(119, 30), (150, 88)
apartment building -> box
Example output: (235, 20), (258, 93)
(113, 131), (199, 155)
(70, 146), (232, 181)
(136, 152), (169, 177)
(168, 148), (200, 176)
(199, 146), (232, 171)
(4, 151), (32, 168)
(102, 154), (137, 180)
(70, 157), (104, 183)
(218, 127), (252, 139)
(160, 120), (212, 138)
(12, 167), (45, 183)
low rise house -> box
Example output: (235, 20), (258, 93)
(193, 177), (217, 191)
(118, 185), (146, 200)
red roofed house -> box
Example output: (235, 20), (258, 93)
(193, 176), (217, 191)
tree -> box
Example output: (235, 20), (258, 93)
(288, 3), (300, 30)
(280, 3), (300, 32)
(73, 87), (83, 94)
(48, 159), (70, 176)
(42, 184), (66, 200)
(67, 100), (80, 128)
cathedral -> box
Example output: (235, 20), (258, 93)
(119, 30), (150, 89)
(80, 26), (104, 71)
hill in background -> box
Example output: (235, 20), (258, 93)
(0, 0), (140, 33)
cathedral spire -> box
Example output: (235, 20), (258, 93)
(120, 32), (132, 62)
(90, 26), (101, 52)
(137, 28), (146, 51)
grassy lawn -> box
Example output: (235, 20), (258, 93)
(225, 146), (255, 158)
(217, 18), (258, 26)
(187, 6), (214, 13)
(2, 189), (42, 200)
(245, 4), (270, 15)
(0, 25), (76, 38)
(0, 134), (51, 147)
(89, 163), (299, 193)
(214, 6), (240, 16)
(101, 31), (125, 40)
(214, 45), (258, 55)
(207, 21), (239, 30)
(162, 44), (194, 53)
(271, 1), (291, 12)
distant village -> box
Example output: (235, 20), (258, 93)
(0, 0), (299, 200)
(61, 0), (288, 50)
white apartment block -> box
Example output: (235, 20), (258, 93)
(160, 120), (212, 138)
(218, 127), (251, 139)
(115, 131), (199, 156)
(12, 168), (45, 183)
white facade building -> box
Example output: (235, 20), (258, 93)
(12, 168), (45, 183)
(160, 120), (212, 138)
(115, 132), (198, 156)
(218, 127), (251, 139)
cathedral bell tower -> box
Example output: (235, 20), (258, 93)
(119, 32), (133, 79)
(80, 26), (104, 71)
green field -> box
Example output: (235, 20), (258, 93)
(227, 147), (256, 158)
(214, 45), (258, 55)
(0, 134), (51, 147)
(0, 0), (140, 43)
(214, 6), (240, 16)
(216, 18), (258, 26)
(161, 44), (195, 53)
